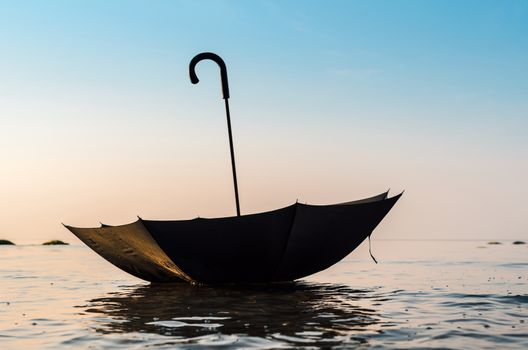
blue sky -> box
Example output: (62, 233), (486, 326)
(0, 0), (527, 243)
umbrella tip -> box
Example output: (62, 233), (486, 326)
(137, 215), (142, 220)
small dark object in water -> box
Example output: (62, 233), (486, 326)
(512, 241), (526, 245)
(0, 239), (15, 245)
(487, 241), (502, 245)
(43, 240), (69, 245)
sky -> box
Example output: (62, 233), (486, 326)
(0, 0), (527, 244)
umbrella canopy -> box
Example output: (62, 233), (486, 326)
(65, 52), (403, 284)
(65, 191), (401, 283)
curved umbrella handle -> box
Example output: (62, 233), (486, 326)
(189, 52), (230, 99)
(189, 52), (240, 216)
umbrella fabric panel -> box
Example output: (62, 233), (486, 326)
(274, 194), (402, 281)
(66, 221), (192, 283)
(143, 205), (296, 283)
(335, 190), (388, 205)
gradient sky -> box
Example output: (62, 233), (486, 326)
(0, 0), (527, 244)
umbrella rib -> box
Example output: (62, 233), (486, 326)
(272, 202), (299, 279)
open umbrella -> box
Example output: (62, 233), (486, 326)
(65, 52), (402, 284)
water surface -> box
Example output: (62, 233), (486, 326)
(0, 240), (526, 349)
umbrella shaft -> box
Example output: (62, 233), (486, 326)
(224, 99), (241, 216)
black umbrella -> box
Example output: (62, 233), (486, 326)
(65, 52), (402, 284)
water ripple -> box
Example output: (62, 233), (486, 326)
(1, 243), (527, 349)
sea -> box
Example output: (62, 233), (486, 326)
(0, 240), (526, 349)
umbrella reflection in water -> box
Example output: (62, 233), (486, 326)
(82, 282), (385, 347)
